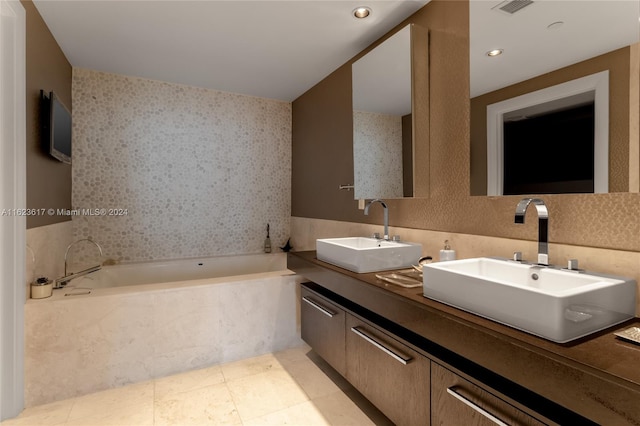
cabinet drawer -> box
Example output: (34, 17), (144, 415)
(432, 363), (546, 426)
(346, 313), (430, 426)
(301, 287), (346, 375)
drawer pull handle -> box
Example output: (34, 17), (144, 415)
(446, 387), (509, 426)
(350, 326), (412, 365)
(302, 296), (336, 317)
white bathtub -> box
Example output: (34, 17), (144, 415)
(24, 252), (303, 407)
(71, 252), (288, 290)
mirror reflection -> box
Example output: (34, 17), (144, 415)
(353, 25), (412, 200)
(470, 0), (640, 196)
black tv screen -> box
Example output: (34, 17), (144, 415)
(41, 90), (72, 164)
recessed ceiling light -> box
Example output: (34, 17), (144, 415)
(486, 49), (504, 57)
(353, 6), (371, 19)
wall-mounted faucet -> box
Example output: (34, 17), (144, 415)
(514, 198), (549, 266)
(364, 199), (389, 241)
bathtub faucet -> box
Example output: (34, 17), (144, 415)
(55, 238), (104, 288)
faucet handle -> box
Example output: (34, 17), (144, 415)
(513, 251), (523, 262)
(372, 232), (381, 239)
(567, 259), (579, 271)
(392, 235), (401, 242)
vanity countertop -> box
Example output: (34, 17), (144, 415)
(288, 250), (640, 425)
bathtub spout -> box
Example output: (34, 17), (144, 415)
(56, 264), (101, 287)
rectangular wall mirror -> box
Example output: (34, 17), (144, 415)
(352, 23), (429, 200)
(470, 0), (640, 196)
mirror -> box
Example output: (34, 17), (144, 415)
(470, 0), (640, 196)
(352, 23), (429, 199)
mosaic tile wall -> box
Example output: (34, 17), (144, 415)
(353, 110), (403, 199)
(72, 68), (291, 262)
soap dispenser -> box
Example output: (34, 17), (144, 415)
(439, 240), (456, 261)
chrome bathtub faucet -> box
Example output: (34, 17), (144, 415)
(514, 198), (549, 266)
(364, 199), (389, 241)
(56, 238), (104, 288)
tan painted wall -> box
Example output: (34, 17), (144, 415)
(22, 0), (72, 229)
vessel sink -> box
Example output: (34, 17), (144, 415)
(423, 257), (637, 343)
(316, 237), (422, 273)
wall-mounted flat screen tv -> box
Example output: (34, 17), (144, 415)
(40, 90), (72, 164)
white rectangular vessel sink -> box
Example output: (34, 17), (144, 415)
(316, 237), (422, 274)
(423, 257), (637, 343)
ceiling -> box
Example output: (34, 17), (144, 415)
(33, 0), (429, 102)
(471, 0), (640, 97)
(33, 1), (640, 102)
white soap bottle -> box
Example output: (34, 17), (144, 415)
(439, 240), (456, 262)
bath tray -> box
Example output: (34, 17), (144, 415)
(614, 326), (640, 345)
(376, 270), (422, 288)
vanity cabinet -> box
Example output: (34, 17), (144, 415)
(346, 313), (430, 426)
(431, 363), (545, 426)
(301, 284), (429, 424)
(300, 282), (554, 426)
(300, 286), (346, 376)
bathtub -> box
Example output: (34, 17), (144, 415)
(24, 252), (304, 407)
(68, 252), (289, 291)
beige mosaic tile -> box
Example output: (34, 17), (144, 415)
(71, 68), (291, 262)
(353, 110), (403, 199)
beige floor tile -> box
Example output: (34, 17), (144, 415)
(66, 381), (154, 421)
(154, 364), (225, 401)
(310, 391), (379, 426)
(220, 353), (285, 382)
(271, 344), (313, 366)
(226, 369), (310, 421)
(243, 400), (332, 425)
(65, 402), (153, 426)
(154, 382), (241, 426)
(279, 356), (343, 400)
(303, 351), (354, 393)
(0, 399), (73, 426)
(2, 345), (382, 426)
(0, 418), (65, 426)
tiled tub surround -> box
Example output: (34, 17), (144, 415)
(291, 216), (640, 315)
(71, 68), (292, 263)
(24, 253), (304, 407)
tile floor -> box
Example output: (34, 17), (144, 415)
(2, 344), (392, 426)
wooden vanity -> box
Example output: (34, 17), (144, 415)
(289, 251), (640, 425)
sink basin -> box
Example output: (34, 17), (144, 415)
(423, 257), (637, 343)
(316, 237), (422, 273)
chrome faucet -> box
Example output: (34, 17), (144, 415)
(514, 198), (549, 266)
(364, 199), (389, 240)
(56, 238), (104, 288)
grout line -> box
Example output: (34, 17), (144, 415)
(151, 378), (157, 426)
(223, 381), (244, 425)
